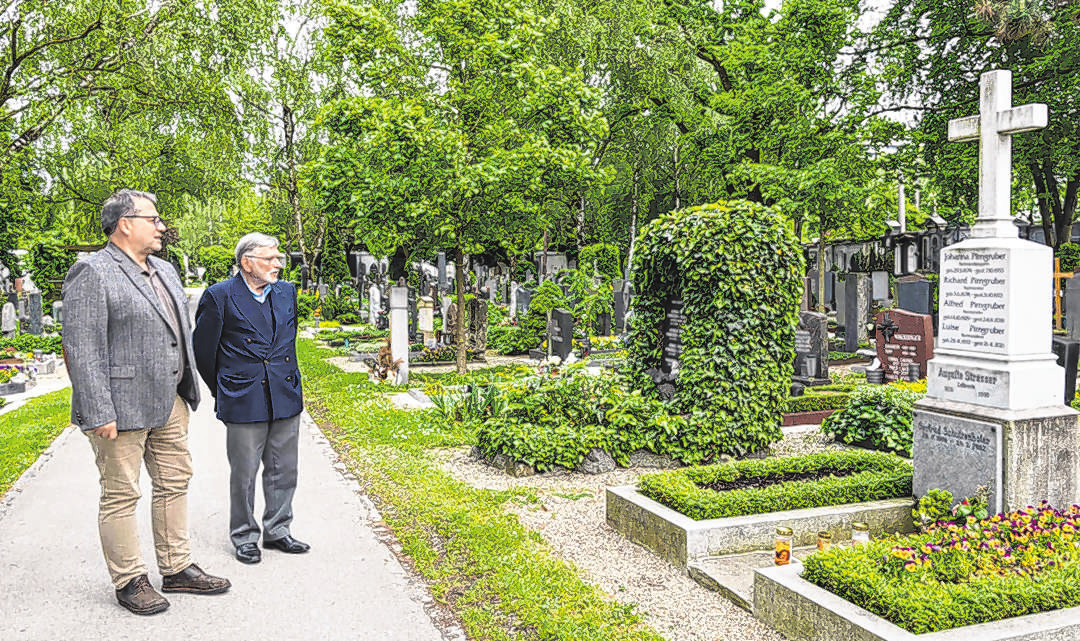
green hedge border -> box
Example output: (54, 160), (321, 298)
(783, 393), (850, 413)
(638, 451), (912, 521)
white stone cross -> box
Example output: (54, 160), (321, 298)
(948, 69), (1047, 239)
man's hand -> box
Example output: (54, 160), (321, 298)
(91, 421), (118, 440)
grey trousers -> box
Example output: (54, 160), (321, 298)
(225, 414), (301, 547)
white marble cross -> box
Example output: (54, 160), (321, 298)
(948, 69), (1047, 239)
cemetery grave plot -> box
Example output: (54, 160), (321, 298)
(762, 503), (1080, 638)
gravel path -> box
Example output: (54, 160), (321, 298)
(433, 426), (838, 641)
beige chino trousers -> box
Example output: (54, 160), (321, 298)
(85, 396), (193, 589)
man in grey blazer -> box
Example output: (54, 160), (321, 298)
(63, 190), (230, 615)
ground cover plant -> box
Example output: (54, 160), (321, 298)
(0, 335), (63, 355)
(821, 383), (924, 456)
(638, 451), (912, 520)
(0, 388), (71, 497)
(803, 502), (1080, 634)
(298, 340), (665, 641)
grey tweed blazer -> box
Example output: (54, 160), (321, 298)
(62, 243), (200, 431)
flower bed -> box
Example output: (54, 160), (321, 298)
(638, 451), (912, 521)
(801, 502), (1080, 634)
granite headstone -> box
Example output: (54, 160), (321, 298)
(874, 309), (934, 382)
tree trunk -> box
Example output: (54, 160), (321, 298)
(673, 144), (681, 210)
(282, 103), (308, 268)
(454, 249), (467, 375)
(626, 155), (640, 280)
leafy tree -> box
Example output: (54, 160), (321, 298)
(869, 0), (1080, 248)
(27, 233), (77, 303)
(309, 0), (608, 373)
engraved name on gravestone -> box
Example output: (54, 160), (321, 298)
(912, 411), (1002, 513)
(937, 249), (1008, 353)
(875, 309), (934, 382)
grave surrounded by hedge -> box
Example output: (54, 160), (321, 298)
(626, 200), (804, 461)
(638, 451), (912, 520)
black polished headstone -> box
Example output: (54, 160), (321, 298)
(548, 308), (574, 361)
(437, 252), (447, 293)
(896, 274), (933, 316)
(1052, 337), (1079, 405)
(1066, 274), (1080, 341)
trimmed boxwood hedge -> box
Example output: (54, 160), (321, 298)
(783, 393), (850, 414)
(638, 451), (912, 521)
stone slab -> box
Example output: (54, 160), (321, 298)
(605, 485), (913, 568)
(915, 397), (1080, 512)
(913, 408), (1003, 512)
(754, 561), (1080, 641)
(688, 547), (816, 612)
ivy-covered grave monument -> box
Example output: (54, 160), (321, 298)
(626, 201), (804, 459)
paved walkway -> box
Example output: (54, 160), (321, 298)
(0, 291), (449, 641)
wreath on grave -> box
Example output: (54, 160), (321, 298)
(627, 200), (804, 462)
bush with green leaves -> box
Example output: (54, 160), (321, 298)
(297, 291), (319, 320)
(519, 280), (569, 344)
(0, 334), (63, 355)
(318, 285), (358, 322)
(197, 245), (233, 285)
(28, 235), (76, 303)
(579, 243), (622, 280)
(488, 323), (539, 355)
(627, 201), (804, 462)
(474, 366), (680, 471)
(821, 384), (924, 456)
(783, 393), (851, 413)
(638, 451), (912, 520)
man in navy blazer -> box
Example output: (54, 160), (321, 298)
(193, 232), (309, 564)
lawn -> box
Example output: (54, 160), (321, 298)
(0, 388), (72, 497)
(298, 339), (664, 641)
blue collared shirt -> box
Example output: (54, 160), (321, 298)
(245, 279), (274, 304)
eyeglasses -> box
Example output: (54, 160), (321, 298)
(124, 214), (166, 226)
(244, 254), (287, 267)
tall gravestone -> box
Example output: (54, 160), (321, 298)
(368, 283), (381, 325)
(793, 311), (830, 386)
(25, 291), (43, 335)
(389, 284), (409, 385)
(437, 252), (447, 293)
(822, 272), (835, 310)
(1, 301), (15, 339)
(547, 308), (574, 361)
(1051, 337), (1080, 405)
(466, 297), (488, 352)
(896, 274), (934, 316)
(914, 70), (1079, 514)
(843, 273), (871, 353)
(871, 271), (890, 302)
(1066, 274), (1080, 340)
(834, 278), (846, 327)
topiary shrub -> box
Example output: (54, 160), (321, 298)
(197, 245), (233, 285)
(578, 242), (622, 280)
(627, 200), (804, 462)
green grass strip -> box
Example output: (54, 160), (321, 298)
(298, 340), (663, 641)
(638, 450), (912, 521)
(0, 388), (72, 497)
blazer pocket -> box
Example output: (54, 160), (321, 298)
(109, 365), (136, 379)
(218, 372), (256, 396)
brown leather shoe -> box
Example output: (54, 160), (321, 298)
(116, 575), (170, 615)
(161, 563), (231, 595)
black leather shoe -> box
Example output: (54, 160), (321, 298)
(235, 542), (261, 564)
(263, 535), (310, 554)
(161, 563), (231, 594)
(116, 575), (169, 615)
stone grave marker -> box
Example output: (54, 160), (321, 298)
(595, 312), (611, 336)
(1, 301), (15, 338)
(874, 309), (934, 382)
(613, 287), (627, 333)
(517, 287), (532, 315)
(792, 310), (829, 386)
(547, 308), (574, 361)
(466, 296), (488, 352)
(871, 271), (890, 302)
(437, 252), (447, 293)
(823, 271), (835, 310)
(25, 291), (42, 335)
(844, 274), (871, 353)
(509, 281), (519, 318)
(408, 287), (418, 341)
(915, 69), (1078, 513)
(318, 283), (328, 300)
(834, 278), (846, 327)
(651, 297), (686, 400)
(801, 276), (812, 311)
(418, 296), (435, 347)
(1051, 337), (1079, 405)
(368, 283), (381, 325)
(1066, 274), (1080, 340)
(485, 278), (497, 302)
(896, 274), (933, 316)
(390, 284), (409, 384)
(300, 265), (310, 291)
